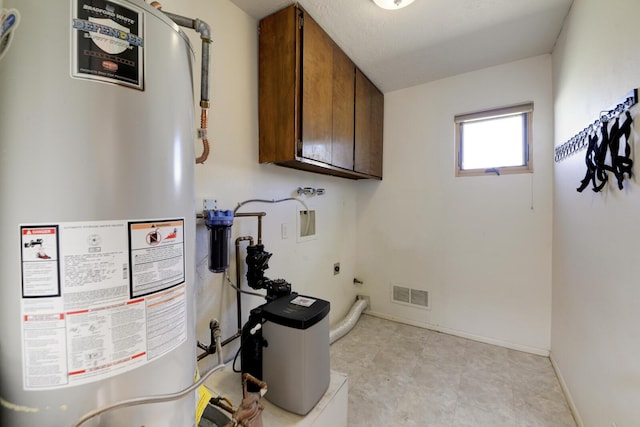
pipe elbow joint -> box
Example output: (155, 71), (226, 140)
(195, 19), (212, 43)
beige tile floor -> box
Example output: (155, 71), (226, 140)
(330, 314), (577, 427)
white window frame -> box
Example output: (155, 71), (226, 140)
(455, 102), (533, 177)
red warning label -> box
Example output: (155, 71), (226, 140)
(23, 228), (56, 235)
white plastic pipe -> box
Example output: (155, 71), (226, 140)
(329, 297), (369, 344)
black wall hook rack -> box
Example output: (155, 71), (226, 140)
(554, 89), (638, 163)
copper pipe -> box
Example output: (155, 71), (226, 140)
(209, 396), (234, 415)
(195, 108), (210, 164)
(242, 373), (267, 394)
(233, 212), (267, 218)
(233, 212), (266, 245)
(236, 236), (255, 246)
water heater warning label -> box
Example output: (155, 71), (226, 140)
(129, 220), (185, 298)
(21, 226), (60, 298)
(71, 0), (144, 90)
(19, 218), (186, 390)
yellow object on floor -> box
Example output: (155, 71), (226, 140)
(196, 384), (214, 424)
(195, 366), (214, 425)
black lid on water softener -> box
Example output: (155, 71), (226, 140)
(261, 293), (330, 330)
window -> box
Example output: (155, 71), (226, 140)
(455, 103), (533, 176)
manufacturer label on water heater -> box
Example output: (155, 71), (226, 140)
(71, 0), (144, 90)
(19, 218), (186, 390)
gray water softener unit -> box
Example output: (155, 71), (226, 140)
(261, 293), (331, 415)
(240, 243), (331, 415)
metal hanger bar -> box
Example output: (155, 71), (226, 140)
(554, 88), (637, 163)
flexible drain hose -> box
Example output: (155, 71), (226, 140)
(329, 297), (368, 345)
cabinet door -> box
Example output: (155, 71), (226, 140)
(331, 43), (355, 170)
(301, 12), (333, 164)
(355, 69), (384, 177)
(258, 5), (298, 164)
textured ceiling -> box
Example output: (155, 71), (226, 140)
(229, 0), (573, 93)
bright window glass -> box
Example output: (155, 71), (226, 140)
(455, 103), (533, 176)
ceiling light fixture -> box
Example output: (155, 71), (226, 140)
(373, 0), (415, 10)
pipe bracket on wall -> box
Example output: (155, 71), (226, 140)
(297, 187), (325, 196)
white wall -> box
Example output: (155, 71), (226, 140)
(551, 0), (640, 425)
(151, 0), (640, 423)
(160, 0), (361, 364)
(356, 55), (554, 354)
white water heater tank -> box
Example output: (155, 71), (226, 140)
(0, 1), (197, 426)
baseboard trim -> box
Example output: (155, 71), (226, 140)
(549, 352), (583, 427)
(365, 310), (550, 357)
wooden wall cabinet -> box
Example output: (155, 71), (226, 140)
(258, 4), (383, 180)
(355, 69), (384, 177)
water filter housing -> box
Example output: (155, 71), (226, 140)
(205, 210), (234, 273)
